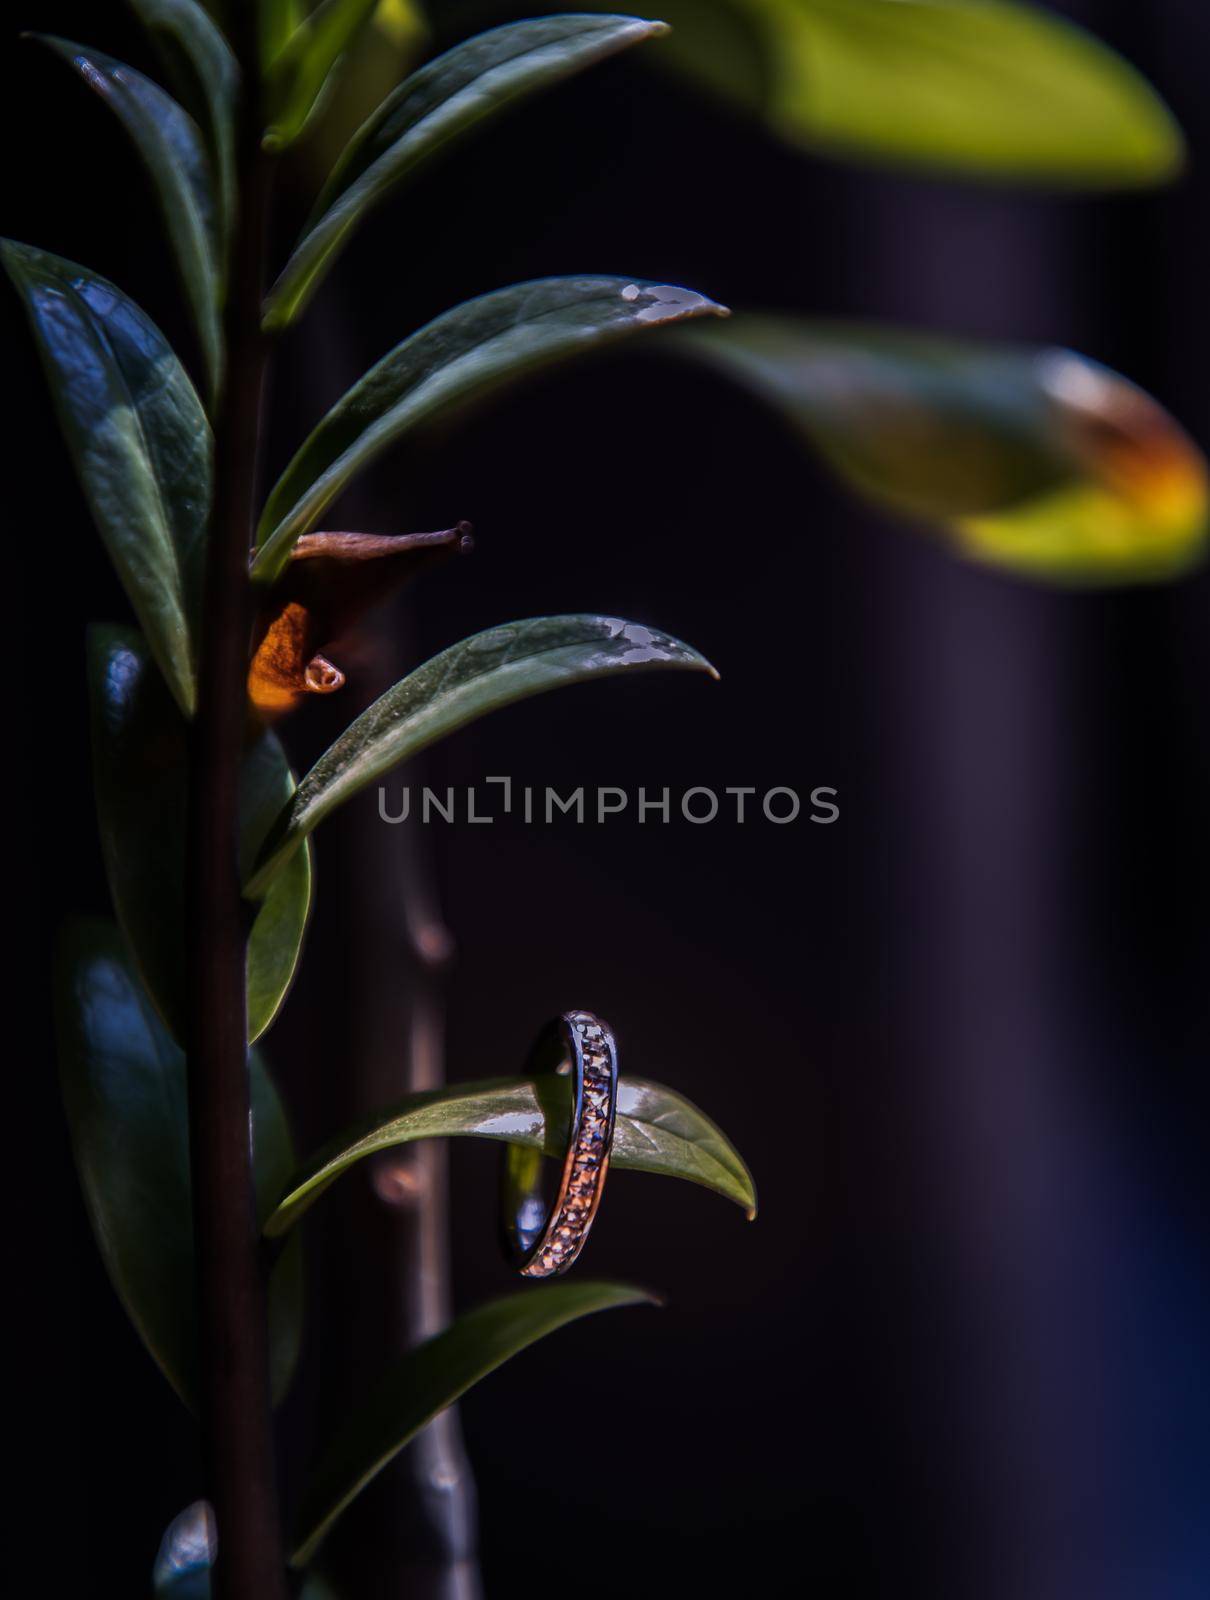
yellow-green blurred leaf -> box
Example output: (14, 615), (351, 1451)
(260, 0), (304, 65)
(690, 317), (1208, 585)
(263, 0), (379, 151)
(653, 0), (1183, 188)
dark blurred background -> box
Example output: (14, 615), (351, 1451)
(12, 1), (1209, 1595)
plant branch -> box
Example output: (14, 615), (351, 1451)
(368, 762), (481, 1599)
(185, 20), (285, 1598)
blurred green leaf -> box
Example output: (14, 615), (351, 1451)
(293, 1282), (655, 1565)
(89, 626), (313, 1042)
(260, 0), (305, 65)
(689, 317), (1209, 584)
(55, 920), (303, 1408)
(2, 241), (207, 714)
(33, 37), (224, 393)
(298, 0), (431, 176)
(127, 0), (238, 248)
(254, 275), (727, 579)
(266, 1073), (757, 1235)
(652, 0), (1183, 187)
(262, 15), (669, 329)
(264, 0), (379, 150)
(246, 615), (717, 894)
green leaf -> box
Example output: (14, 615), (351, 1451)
(127, 0), (239, 249)
(293, 1282), (654, 1565)
(246, 615), (717, 894)
(2, 241), (207, 714)
(653, 0), (1183, 187)
(262, 15), (670, 330)
(254, 276), (727, 579)
(264, 0), (380, 151)
(266, 1072), (757, 1236)
(55, 920), (304, 1408)
(89, 625), (313, 1042)
(688, 317), (1209, 585)
(260, 0), (305, 66)
(32, 37), (224, 395)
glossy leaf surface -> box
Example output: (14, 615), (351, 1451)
(264, 0), (379, 149)
(246, 615), (717, 893)
(690, 317), (1209, 584)
(89, 626), (312, 1041)
(153, 1502), (214, 1598)
(154, 1501), (337, 1600)
(127, 0), (238, 246)
(293, 1282), (654, 1565)
(56, 921), (303, 1408)
(35, 37), (224, 392)
(266, 1072), (757, 1235)
(255, 276), (726, 578)
(652, 0), (1182, 186)
(3, 241), (208, 713)
(262, 14), (667, 328)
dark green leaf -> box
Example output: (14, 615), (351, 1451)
(650, 0), (1182, 187)
(55, 920), (303, 1407)
(89, 625), (312, 1042)
(240, 720), (316, 1036)
(293, 1282), (654, 1565)
(264, 0), (379, 150)
(2, 241), (207, 713)
(33, 37), (224, 394)
(254, 276), (727, 578)
(127, 0), (239, 248)
(266, 1072), (757, 1236)
(262, 15), (669, 329)
(246, 615), (717, 894)
(90, 624), (312, 1036)
(688, 317), (1209, 584)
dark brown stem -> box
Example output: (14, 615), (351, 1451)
(185, 21), (283, 1598)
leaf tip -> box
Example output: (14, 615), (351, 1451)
(597, 1280), (664, 1311)
(262, 1206), (289, 1241)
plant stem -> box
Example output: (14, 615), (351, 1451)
(365, 726), (481, 1598)
(185, 26), (284, 1599)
